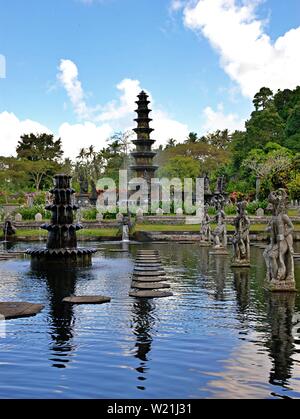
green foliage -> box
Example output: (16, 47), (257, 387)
(33, 192), (47, 206)
(224, 204), (237, 215)
(17, 205), (51, 220)
(253, 87), (273, 111)
(16, 133), (63, 162)
(284, 134), (300, 153)
(245, 106), (285, 149)
(287, 174), (300, 200)
(158, 156), (200, 180)
(286, 105), (300, 137)
(82, 208), (97, 220)
(246, 200), (268, 215)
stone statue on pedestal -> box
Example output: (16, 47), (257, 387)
(199, 204), (211, 246)
(210, 195), (228, 254)
(79, 175), (89, 194)
(215, 176), (226, 195)
(231, 201), (251, 267)
(263, 189), (296, 291)
(204, 174), (212, 195)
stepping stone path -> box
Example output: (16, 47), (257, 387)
(129, 250), (173, 299)
(63, 296), (111, 304)
(0, 302), (44, 319)
(129, 290), (173, 299)
(133, 270), (166, 277)
(132, 281), (170, 290)
(132, 276), (168, 282)
(109, 249), (128, 253)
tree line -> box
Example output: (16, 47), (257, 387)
(0, 86), (299, 203)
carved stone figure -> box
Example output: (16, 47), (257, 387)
(263, 189), (296, 291)
(79, 174), (89, 194)
(199, 204), (211, 246)
(210, 195), (228, 254)
(215, 176), (226, 195)
(204, 174), (212, 195)
(231, 201), (251, 267)
(89, 180), (98, 206)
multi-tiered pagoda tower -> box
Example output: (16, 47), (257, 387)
(130, 91), (158, 183)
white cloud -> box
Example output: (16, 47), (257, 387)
(57, 59), (91, 119)
(181, 0), (300, 98)
(170, 0), (186, 12)
(0, 112), (53, 156)
(58, 59), (189, 147)
(201, 103), (245, 133)
(0, 59), (190, 159)
(98, 78), (141, 122)
(58, 122), (113, 159)
(153, 109), (189, 145)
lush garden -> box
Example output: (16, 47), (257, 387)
(0, 86), (300, 224)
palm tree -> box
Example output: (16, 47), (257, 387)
(165, 138), (177, 149)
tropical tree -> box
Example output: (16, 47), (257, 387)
(16, 133), (63, 161)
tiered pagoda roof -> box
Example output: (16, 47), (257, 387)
(130, 91), (158, 178)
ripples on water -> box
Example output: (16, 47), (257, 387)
(0, 241), (299, 399)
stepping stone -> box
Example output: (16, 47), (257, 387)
(0, 302), (44, 319)
(136, 256), (160, 260)
(109, 249), (128, 253)
(209, 249), (229, 255)
(129, 290), (173, 299)
(135, 263), (162, 269)
(132, 276), (166, 282)
(132, 281), (171, 290)
(138, 250), (158, 255)
(136, 254), (160, 256)
(63, 296), (111, 304)
(133, 271), (166, 277)
(134, 266), (164, 271)
(136, 260), (161, 264)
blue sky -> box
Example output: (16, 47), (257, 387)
(0, 0), (299, 158)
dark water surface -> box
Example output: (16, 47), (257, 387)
(0, 241), (299, 399)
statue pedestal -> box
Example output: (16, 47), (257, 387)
(265, 279), (297, 292)
(199, 241), (211, 247)
(231, 261), (251, 268)
(76, 193), (91, 207)
(209, 247), (229, 255)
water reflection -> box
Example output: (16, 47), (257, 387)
(211, 255), (228, 301)
(233, 269), (250, 315)
(266, 292), (296, 387)
(30, 266), (77, 369)
(131, 299), (157, 391)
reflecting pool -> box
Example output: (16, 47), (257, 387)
(0, 241), (299, 399)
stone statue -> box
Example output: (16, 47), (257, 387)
(89, 180), (98, 206)
(204, 174), (212, 195)
(231, 201), (251, 267)
(263, 189), (296, 291)
(215, 176), (226, 195)
(199, 204), (211, 246)
(79, 174), (89, 194)
(210, 195), (228, 254)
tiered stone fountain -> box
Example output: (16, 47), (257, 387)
(27, 174), (96, 268)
